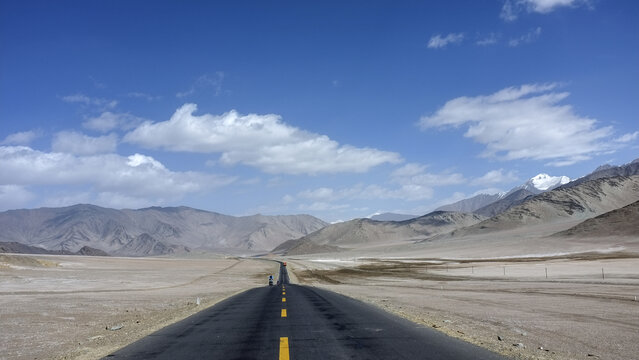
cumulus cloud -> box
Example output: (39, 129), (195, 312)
(0, 146), (235, 207)
(501, 0), (589, 21)
(52, 131), (118, 155)
(1, 131), (39, 145)
(124, 104), (402, 175)
(472, 169), (519, 186)
(83, 112), (146, 132)
(427, 33), (464, 49)
(419, 83), (616, 166)
(509, 27), (542, 47)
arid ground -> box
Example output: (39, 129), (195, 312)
(286, 253), (639, 360)
(0, 254), (278, 360)
(2, 249), (638, 360)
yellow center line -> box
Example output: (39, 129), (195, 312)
(279, 337), (289, 360)
(281, 308), (287, 317)
(282, 297), (286, 302)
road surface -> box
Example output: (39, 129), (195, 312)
(104, 263), (506, 359)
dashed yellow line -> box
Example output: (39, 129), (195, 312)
(282, 297), (286, 302)
(279, 337), (289, 360)
(281, 308), (287, 317)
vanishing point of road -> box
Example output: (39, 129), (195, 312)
(104, 262), (506, 360)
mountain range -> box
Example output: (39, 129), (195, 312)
(0, 205), (326, 256)
(273, 211), (485, 255)
(2, 158), (637, 258)
(274, 158), (639, 255)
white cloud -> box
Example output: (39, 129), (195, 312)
(124, 104), (402, 175)
(40, 191), (93, 208)
(127, 92), (161, 101)
(509, 27), (542, 47)
(384, 168), (465, 200)
(476, 33), (500, 46)
(0, 185), (35, 211)
(61, 94), (117, 110)
(419, 83), (616, 166)
(52, 131), (118, 155)
(298, 202), (350, 212)
(0, 146), (235, 207)
(177, 72), (225, 98)
(472, 169), (519, 186)
(298, 187), (335, 200)
(291, 164), (465, 207)
(427, 33), (464, 49)
(391, 163), (466, 187)
(83, 112), (146, 132)
(615, 131), (639, 143)
(1, 131), (39, 145)
(501, 0), (589, 21)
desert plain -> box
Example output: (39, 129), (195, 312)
(2, 233), (639, 360)
(0, 254), (278, 360)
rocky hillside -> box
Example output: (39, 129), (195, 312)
(460, 175), (639, 234)
(0, 204), (327, 256)
(0, 241), (109, 256)
(552, 200), (639, 237)
(474, 189), (535, 218)
(435, 193), (503, 213)
(273, 211), (485, 255)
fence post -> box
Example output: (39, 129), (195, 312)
(545, 267), (548, 279)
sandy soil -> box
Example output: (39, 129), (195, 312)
(286, 253), (639, 360)
(0, 253), (278, 360)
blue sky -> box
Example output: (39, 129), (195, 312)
(1, 0), (638, 222)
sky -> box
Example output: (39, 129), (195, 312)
(1, 0), (638, 222)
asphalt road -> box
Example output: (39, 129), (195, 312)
(104, 263), (506, 360)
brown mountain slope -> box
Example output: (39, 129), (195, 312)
(454, 175), (639, 236)
(552, 200), (639, 237)
(0, 204), (327, 256)
(273, 211), (485, 255)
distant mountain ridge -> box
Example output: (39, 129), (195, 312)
(435, 193), (504, 213)
(0, 204), (327, 256)
(474, 189), (535, 218)
(559, 158), (639, 189)
(434, 173), (570, 217)
(456, 175), (639, 235)
(369, 213), (417, 221)
(0, 241), (109, 256)
(273, 211), (485, 255)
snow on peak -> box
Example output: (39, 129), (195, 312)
(525, 173), (570, 192)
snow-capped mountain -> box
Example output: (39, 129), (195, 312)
(519, 173), (570, 194)
(436, 173), (570, 217)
